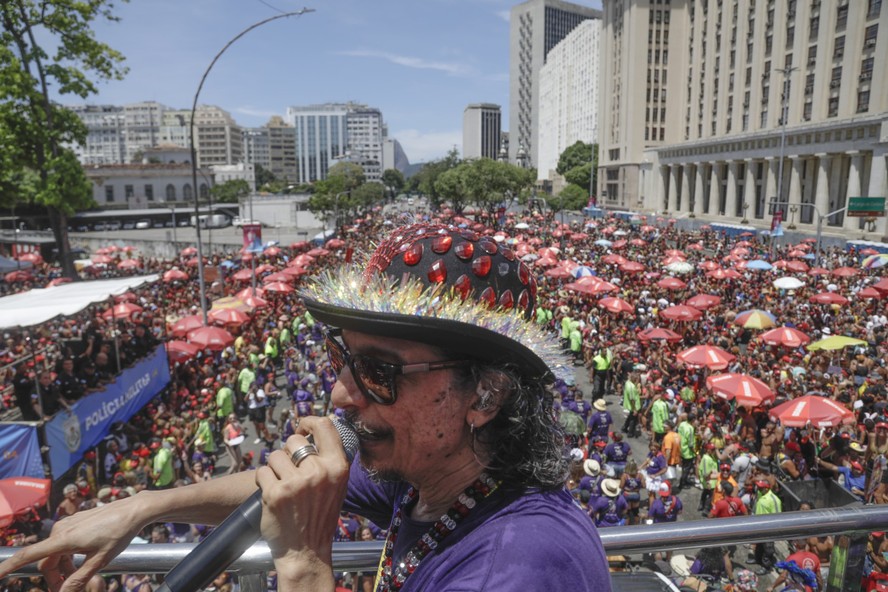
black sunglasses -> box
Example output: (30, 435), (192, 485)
(323, 329), (472, 405)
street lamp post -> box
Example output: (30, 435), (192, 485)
(774, 66), (797, 233)
(741, 202), (749, 224)
(188, 8), (314, 325)
(788, 204), (799, 230)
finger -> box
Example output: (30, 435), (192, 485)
(295, 417), (343, 459)
(38, 554), (65, 592)
(0, 537), (72, 578)
(283, 434), (311, 457)
(59, 555), (107, 592)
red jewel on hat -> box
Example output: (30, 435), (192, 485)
(427, 259), (447, 283)
(454, 274), (472, 299)
(479, 287), (496, 307)
(479, 238), (498, 255)
(459, 230), (479, 241)
(431, 235), (452, 254)
(518, 262), (531, 285)
(518, 289), (530, 310)
(455, 241), (474, 260)
(403, 243), (423, 266)
(501, 248), (515, 261)
(499, 290), (514, 309)
(472, 256), (492, 277)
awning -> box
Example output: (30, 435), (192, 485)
(0, 275), (159, 329)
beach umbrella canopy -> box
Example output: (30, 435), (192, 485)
(660, 305), (702, 322)
(211, 296), (252, 312)
(773, 277), (805, 290)
(242, 295), (269, 309)
(809, 292), (849, 305)
(806, 335), (867, 351)
(571, 265), (596, 278)
(734, 309), (777, 329)
(0, 477), (51, 528)
(544, 266), (574, 279)
(232, 269), (254, 282)
(664, 249), (685, 258)
(117, 259), (141, 270)
(685, 294), (722, 310)
(858, 287), (884, 299)
(676, 345), (736, 370)
(180, 246), (198, 257)
(698, 261), (720, 271)
(264, 281), (295, 293)
(769, 394), (854, 427)
(874, 278), (888, 294)
(102, 302), (143, 320)
(262, 272), (295, 284)
(619, 261), (646, 273)
(167, 340), (201, 364)
(831, 266), (859, 278)
(707, 268), (742, 280)
(208, 308), (251, 327)
(565, 278), (617, 296)
(187, 326), (234, 351)
(163, 269), (189, 282)
(638, 327), (682, 343)
(707, 373), (775, 407)
(786, 260), (810, 273)
(91, 254), (113, 265)
(664, 261), (694, 275)
(598, 297), (634, 314)
(16, 252), (43, 265)
(807, 267), (831, 276)
(759, 326), (811, 348)
(170, 315), (204, 338)
(862, 254), (888, 269)
(307, 248), (330, 257)
(612, 239), (628, 250)
(602, 254), (628, 265)
(281, 266), (308, 278)
(114, 292), (138, 303)
(747, 260), (773, 271)
(326, 238), (345, 249)
(236, 286), (266, 300)
(255, 263), (276, 274)
(657, 276), (688, 290)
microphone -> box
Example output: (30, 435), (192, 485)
(156, 418), (359, 592)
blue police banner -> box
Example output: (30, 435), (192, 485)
(0, 424), (44, 479)
(45, 345), (171, 479)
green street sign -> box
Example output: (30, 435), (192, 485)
(847, 196), (886, 217)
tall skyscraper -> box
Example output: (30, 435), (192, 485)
(509, 0), (601, 168)
(463, 104), (502, 160)
(537, 18), (601, 181)
(347, 107), (385, 183)
(598, 0), (887, 238)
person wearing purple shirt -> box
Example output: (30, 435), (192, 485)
(0, 224), (612, 592)
(587, 400), (613, 439)
(647, 483), (683, 523)
(604, 433), (631, 477)
(588, 479), (628, 527)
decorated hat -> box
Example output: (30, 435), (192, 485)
(301, 223), (569, 382)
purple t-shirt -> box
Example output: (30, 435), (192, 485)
(646, 452), (667, 476)
(343, 456), (612, 591)
(589, 494), (628, 527)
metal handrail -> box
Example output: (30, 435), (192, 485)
(1, 505), (886, 575)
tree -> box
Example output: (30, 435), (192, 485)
(307, 192), (334, 230)
(459, 159), (535, 221)
(434, 166), (471, 214)
(556, 141), (597, 195)
(210, 179), (250, 203)
(414, 148), (460, 209)
(326, 161), (364, 191)
(255, 164), (276, 189)
(381, 168), (405, 198)
(351, 182), (384, 211)
(546, 184), (587, 212)
(0, 0), (127, 277)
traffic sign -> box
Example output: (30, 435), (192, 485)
(847, 196), (886, 217)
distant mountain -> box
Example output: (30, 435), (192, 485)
(404, 162), (424, 179)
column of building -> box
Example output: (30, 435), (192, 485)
(680, 166), (692, 218)
(867, 150), (888, 239)
(692, 165), (705, 217)
(843, 151), (863, 232)
(743, 159), (756, 222)
(724, 162), (739, 218)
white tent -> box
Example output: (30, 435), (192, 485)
(0, 275), (159, 329)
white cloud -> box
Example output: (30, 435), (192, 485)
(233, 106), (279, 119)
(393, 128), (462, 163)
(337, 49), (473, 77)
(495, 10), (510, 22)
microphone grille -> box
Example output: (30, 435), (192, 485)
(331, 417), (360, 463)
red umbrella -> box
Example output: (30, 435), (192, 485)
(759, 326), (811, 348)
(307, 248), (330, 257)
(638, 327), (682, 343)
(536, 256), (559, 267)
(707, 268), (742, 280)
(687, 242), (705, 251)
(255, 263), (275, 275)
(117, 259), (141, 270)
(630, 238), (647, 247)
(612, 239), (628, 250)
(292, 254), (316, 267)
(665, 249), (685, 258)
(184, 257), (206, 268)
(17, 252), (43, 264)
(188, 326), (234, 351)
(290, 240), (310, 251)
(4, 270), (32, 283)
(662, 255), (687, 266)
(114, 292), (138, 303)
(698, 261), (720, 271)
(706, 373), (775, 407)
(769, 394), (854, 427)
(860, 248), (880, 256)
(263, 272), (295, 284)
(166, 340), (201, 364)
(163, 269), (189, 282)
(91, 254), (113, 265)
(544, 266), (574, 279)
(208, 308), (251, 327)
(236, 287), (266, 300)
(0, 477), (51, 528)
(170, 315), (205, 338)
(232, 269), (254, 281)
(619, 261), (646, 273)
(281, 266), (308, 278)
(874, 278), (888, 294)
(685, 294), (722, 310)
(565, 278), (616, 296)
(242, 295), (269, 309)
(602, 254), (628, 265)
(809, 292), (849, 305)
(180, 246), (198, 257)
(676, 345), (736, 370)
(807, 267), (831, 276)
(831, 267), (859, 278)
(858, 287), (884, 299)
(786, 260), (809, 273)
(102, 302), (143, 320)
(660, 305), (703, 322)
(264, 246), (282, 257)
(598, 297), (634, 314)
(657, 276), (688, 290)
(326, 238), (346, 249)
(264, 281), (295, 294)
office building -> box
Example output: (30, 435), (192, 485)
(463, 104), (503, 160)
(68, 105), (126, 165)
(347, 107), (385, 183)
(537, 19), (601, 181)
(243, 127), (271, 171)
(266, 116), (298, 182)
(509, 0), (601, 167)
(193, 105), (243, 168)
(598, 0), (888, 237)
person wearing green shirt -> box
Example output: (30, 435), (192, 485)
(697, 443), (719, 513)
(215, 384), (234, 420)
(677, 413), (697, 490)
(650, 394), (669, 444)
(569, 327), (582, 361)
(679, 385), (695, 405)
(621, 372), (641, 437)
(151, 440), (175, 489)
(752, 481), (782, 570)
(560, 315), (572, 342)
(194, 415), (217, 454)
(279, 325), (292, 348)
(237, 365), (256, 397)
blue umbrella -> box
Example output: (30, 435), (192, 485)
(747, 260), (773, 271)
(219, 260), (238, 269)
(594, 239), (613, 247)
(572, 265), (596, 278)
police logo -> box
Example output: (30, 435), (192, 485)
(63, 413), (82, 453)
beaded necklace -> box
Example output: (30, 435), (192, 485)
(374, 473), (501, 592)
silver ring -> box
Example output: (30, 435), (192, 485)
(289, 443), (318, 467)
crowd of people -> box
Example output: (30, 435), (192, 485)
(0, 205), (887, 591)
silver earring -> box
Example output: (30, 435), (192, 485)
(470, 421), (475, 434)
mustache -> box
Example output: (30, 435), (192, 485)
(343, 410), (391, 439)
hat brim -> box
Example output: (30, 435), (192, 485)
(304, 297), (553, 382)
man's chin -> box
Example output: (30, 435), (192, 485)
(358, 448), (404, 484)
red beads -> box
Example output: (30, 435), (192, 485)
(472, 256), (491, 277)
(455, 241), (474, 260)
(454, 274), (472, 299)
(403, 242), (423, 266)
(431, 235), (452, 254)
(427, 259), (447, 283)
(479, 238), (498, 255)
(518, 289), (530, 311)
(518, 262), (531, 285)
(479, 287), (496, 308)
(498, 290), (514, 310)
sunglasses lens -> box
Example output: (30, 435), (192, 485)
(352, 356), (395, 403)
(325, 335), (346, 374)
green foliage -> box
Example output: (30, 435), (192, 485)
(434, 166), (470, 213)
(381, 168), (405, 197)
(210, 179), (251, 203)
(413, 148), (460, 208)
(351, 182), (384, 210)
(556, 142), (597, 192)
(547, 184), (587, 212)
(327, 161), (364, 191)
(0, 0), (128, 276)
(255, 164), (276, 189)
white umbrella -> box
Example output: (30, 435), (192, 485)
(514, 222), (530, 230)
(613, 230), (628, 236)
(665, 261), (694, 275)
(773, 276), (805, 290)
(521, 253), (539, 262)
(595, 239), (613, 247)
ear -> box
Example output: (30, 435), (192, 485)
(466, 381), (504, 430)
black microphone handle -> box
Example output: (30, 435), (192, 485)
(155, 489), (263, 592)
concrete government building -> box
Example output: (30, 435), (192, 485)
(597, 0), (888, 238)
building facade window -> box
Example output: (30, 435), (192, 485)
(828, 96), (839, 117)
(124, 184), (134, 199)
(834, 35), (845, 58)
(105, 186), (114, 202)
(183, 183), (193, 200)
(869, 0), (882, 18)
(166, 184), (176, 201)
(144, 184), (154, 201)
(199, 183), (209, 199)
(857, 90), (870, 112)
(864, 24), (879, 48)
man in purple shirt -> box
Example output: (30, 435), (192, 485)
(2, 223), (611, 592)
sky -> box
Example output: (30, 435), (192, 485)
(74, 0), (600, 165)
